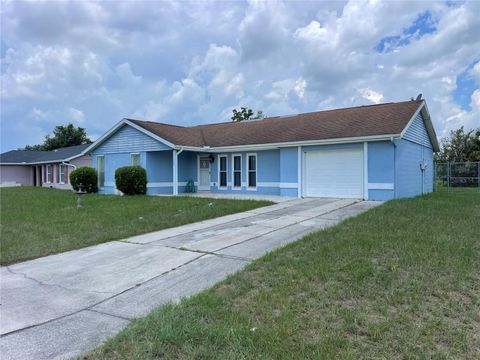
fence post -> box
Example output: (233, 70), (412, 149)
(447, 161), (450, 192)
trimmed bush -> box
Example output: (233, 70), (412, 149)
(115, 166), (147, 195)
(70, 167), (98, 193)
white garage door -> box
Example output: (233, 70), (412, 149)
(303, 148), (364, 198)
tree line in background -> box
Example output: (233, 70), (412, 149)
(22, 123), (92, 151)
(434, 126), (480, 163)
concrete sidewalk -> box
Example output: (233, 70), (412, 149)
(0, 198), (381, 359)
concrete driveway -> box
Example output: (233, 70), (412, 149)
(0, 198), (381, 359)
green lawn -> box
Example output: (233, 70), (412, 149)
(85, 192), (480, 359)
(0, 187), (271, 265)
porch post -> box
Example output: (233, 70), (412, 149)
(363, 142), (369, 200)
(173, 150), (178, 195)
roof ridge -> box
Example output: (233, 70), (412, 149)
(126, 118), (186, 129)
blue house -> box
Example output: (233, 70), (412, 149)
(84, 99), (439, 201)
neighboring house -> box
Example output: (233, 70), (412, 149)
(84, 99), (439, 201)
(0, 144), (91, 189)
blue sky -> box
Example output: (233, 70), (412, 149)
(1, 0), (479, 152)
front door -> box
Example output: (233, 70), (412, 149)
(198, 157), (211, 191)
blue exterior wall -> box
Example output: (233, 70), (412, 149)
(209, 150), (284, 195)
(368, 141), (395, 200)
(92, 124), (171, 154)
(145, 151), (173, 194)
(395, 139), (434, 198)
(92, 152), (147, 194)
(395, 112), (434, 198)
(403, 112), (433, 149)
(91, 124), (172, 194)
(279, 148), (298, 197)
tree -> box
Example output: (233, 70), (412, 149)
(231, 107), (265, 122)
(434, 126), (480, 162)
(23, 123), (92, 151)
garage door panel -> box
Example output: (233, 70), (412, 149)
(304, 149), (364, 198)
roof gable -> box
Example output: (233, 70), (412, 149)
(400, 101), (439, 151)
(84, 119), (175, 154)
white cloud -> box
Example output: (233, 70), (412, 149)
(294, 78), (307, 99)
(68, 108), (86, 123)
(1, 0), (479, 151)
(471, 61), (480, 84)
(359, 88), (384, 104)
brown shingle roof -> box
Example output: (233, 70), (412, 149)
(128, 100), (423, 148)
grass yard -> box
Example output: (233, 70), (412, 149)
(85, 192), (480, 359)
(0, 187), (271, 265)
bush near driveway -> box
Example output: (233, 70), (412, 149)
(70, 166), (98, 193)
(115, 166), (147, 195)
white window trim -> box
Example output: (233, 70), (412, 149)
(131, 153), (141, 166)
(232, 154), (242, 190)
(246, 153), (257, 190)
(46, 164), (52, 183)
(59, 164), (66, 184)
(97, 155), (105, 189)
(218, 155), (228, 189)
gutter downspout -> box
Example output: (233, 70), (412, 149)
(62, 161), (77, 170)
(62, 161), (77, 186)
(173, 147), (184, 196)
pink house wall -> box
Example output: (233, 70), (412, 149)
(0, 165), (33, 186)
(41, 155), (92, 190)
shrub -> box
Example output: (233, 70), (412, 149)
(115, 166), (147, 195)
(70, 167), (98, 193)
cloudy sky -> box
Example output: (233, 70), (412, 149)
(1, 0), (479, 152)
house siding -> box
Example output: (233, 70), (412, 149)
(0, 165), (33, 186)
(395, 138), (434, 198)
(395, 111), (434, 198)
(93, 152), (144, 194)
(367, 141), (395, 200)
(403, 112), (432, 149)
(210, 150), (284, 195)
(92, 124), (171, 155)
(40, 155), (93, 190)
(279, 147), (299, 197)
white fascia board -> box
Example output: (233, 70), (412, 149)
(206, 134), (400, 153)
(420, 102), (440, 152)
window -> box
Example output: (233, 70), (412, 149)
(59, 165), (66, 184)
(218, 155), (227, 189)
(46, 165), (52, 183)
(131, 153), (140, 166)
(247, 154), (257, 189)
(97, 156), (105, 188)
(232, 154), (242, 189)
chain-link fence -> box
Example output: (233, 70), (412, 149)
(434, 161), (480, 191)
